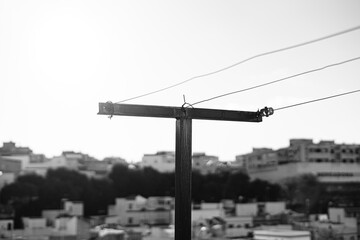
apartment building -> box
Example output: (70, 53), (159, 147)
(236, 139), (360, 183)
(235, 148), (278, 173)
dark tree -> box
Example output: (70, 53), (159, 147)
(282, 174), (324, 213)
(223, 171), (250, 201)
(83, 178), (115, 216)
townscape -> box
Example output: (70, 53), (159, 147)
(1, 139), (360, 240)
(1, 0), (360, 239)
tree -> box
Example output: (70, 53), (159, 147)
(223, 171), (250, 201)
(83, 178), (114, 216)
(248, 179), (284, 202)
(282, 174), (324, 213)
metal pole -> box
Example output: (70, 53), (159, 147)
(175, 117), (192, 240)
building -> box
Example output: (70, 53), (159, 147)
(191, 201), (290, 239)
(0, 172), (16, 189)
(191, 202), (222, 222)
(20, 151), (110, 177)
(254, 229), (310, 240)
(293, 207), (358, 240)
(192, 152), (220, 175)
(82, 160), (108, 175)
(19, 217), (52, 239)
(0, 157), (21, 188)
(235, 202), (286, 217)
(107, 195), (172, 226)
(64, 200), (84, 217)
(0, 157), (22, 174)
(236, 148), (278, 174)
(328, 207), (359, 240)
(103, 157), (127, 166)
(141, 151), (230, 174)
(0, 142), (32, 156)
(41, 200), (84, 225)
(236, 139), (360, 183)
(0, 204), (14, 239)
(141, 152), (175, 173)
(21, 155), (67, 176)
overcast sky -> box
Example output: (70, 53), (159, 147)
(1, 0), (360, 162)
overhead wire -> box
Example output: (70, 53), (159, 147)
(189, 56), (360, 106)
(274, 89), (360, 111)
(115, 25), (360, 104)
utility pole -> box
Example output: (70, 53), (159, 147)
(98, 102), (273, 240)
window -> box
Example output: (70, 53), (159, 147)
(7, 222), (12, 230)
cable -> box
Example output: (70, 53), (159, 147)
(115, 25), (360, 104)
(190, 56), (360, 106)
(274, 89), (360, 111)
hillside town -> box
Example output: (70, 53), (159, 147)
(1, 139), (360, 240)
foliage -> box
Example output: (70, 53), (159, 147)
(281, 174), (324, 213)
(0, 166), (285, 228)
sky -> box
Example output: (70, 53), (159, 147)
(1, 0), (360, 163)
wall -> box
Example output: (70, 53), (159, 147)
(64, 201), (84, 216)
(254, 230), (310, 240)
(235, 203), (258, 217)
(23, 217), (47, 229)
(250, 162), (360, 183)
(0, 172), (15, 189)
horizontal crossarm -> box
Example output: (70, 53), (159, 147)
(98, 102), (262, 122)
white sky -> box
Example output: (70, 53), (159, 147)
(1, 0), (360, 162)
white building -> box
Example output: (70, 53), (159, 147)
(191, 202), (223, 222)
(107, 195), (172, 226)
(21, 156), (67, 176)
(0, 172), (16, 189)
(192, 152), (220, 175)
(16, 217), (52, 239)
(64, 200), (84, 217)
(53, 215), (77, 235)
(51, 215), (91, 240)
(254, 229), (310, 240)
(0, 219), (13, 232)
(22, 217), (47, 229)
(141, 151), (175, 173)
(235, 202), (286, 217)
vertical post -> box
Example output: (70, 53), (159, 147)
(175, 117), (192, 240)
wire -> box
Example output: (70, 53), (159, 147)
(115, 25), (360, 104)
(190, 56), (360, 106)
(274, 89), (360, 111)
